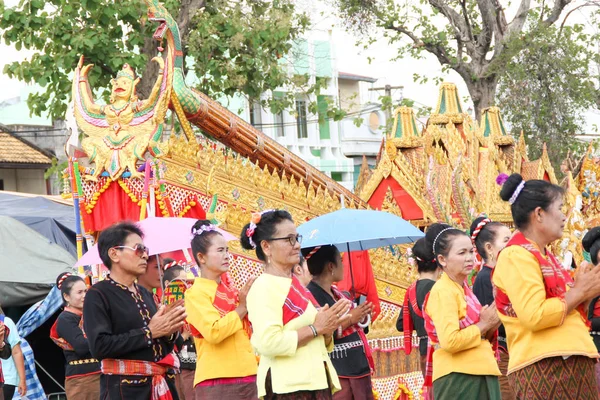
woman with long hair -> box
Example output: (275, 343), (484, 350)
(303, 244), (374, 400)
(397, 237), (441, 378)
(184, 220), (258, 399)
(50, 272), (100, 399)
(470, 216), (514, 400)
(241, 210), (348, 399)
(423, 223), (501, 399)
(494, 173), (600, 399)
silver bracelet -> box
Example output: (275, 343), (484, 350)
(308, 324), (318, 337)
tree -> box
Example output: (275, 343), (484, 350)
(496, 20), (599, 169)
(0, 0), (322, 121)
(335, 0), (583, 119)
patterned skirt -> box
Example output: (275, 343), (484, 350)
(508, 356), (599, 400)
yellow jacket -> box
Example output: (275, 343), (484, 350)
(247, 274), (340, 397)
(185, 277), (257, 385)
(493, 244), (598, 374)
(425, 273), (501, 382)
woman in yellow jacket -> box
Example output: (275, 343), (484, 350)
(423, 223), (501, 399)
(494, 174), (600, 399)
(241, 209), (349, 399)
(185, 219), (258, 400)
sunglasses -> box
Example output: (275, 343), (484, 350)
(267, 234), (303, 247)
(113, 243), (150, 258)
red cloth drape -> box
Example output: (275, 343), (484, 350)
(339, 251), (381, 320)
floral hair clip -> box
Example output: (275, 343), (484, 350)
(246, 209), (274, 249)
(192, 224), (218, 237)
(496, 173), (510, 186)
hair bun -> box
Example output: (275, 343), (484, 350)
(191, 219), (213, 234)
(583, 227), (600, 253)
(499, 173), (524, 202)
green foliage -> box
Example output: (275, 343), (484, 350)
(496, 22), (600, 170)
(44, 157), (68, 180)
(0, 0), (344, 123)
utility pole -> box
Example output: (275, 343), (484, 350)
(369, 84), (404, 121)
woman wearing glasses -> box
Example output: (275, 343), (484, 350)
(50, 273), (100, 399)
(241, 210), (349, 399)
(184, 220), (258, 399)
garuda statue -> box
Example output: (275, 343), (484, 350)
(72, 55), (170, 181)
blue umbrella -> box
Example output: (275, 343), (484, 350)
(298, 208), (424, 251)
(297, 208), (424, 296)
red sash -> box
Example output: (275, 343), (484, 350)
(190, 274), (252, 338)
(494, 232), (589, 327)
(331, 285), (375, 373)
(282, 276), (319, 325)
(101, 354), (179, 400)
(402, 282), (421, 355)
(50, 307), (83, 351)
(422, 281), (497, 387)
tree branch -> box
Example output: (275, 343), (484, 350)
(176, 0), (206, 42)
(428, 0), (476, 54)
(507, 0), (532, 36)
(543, 0), (573, 25)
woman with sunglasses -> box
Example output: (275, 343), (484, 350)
(241, 210), (349, 399)
(494, 174), (600, 399)
(303, 244), (375, 400)
(50, 272), (100, 399)
(184, 220), (258, 399)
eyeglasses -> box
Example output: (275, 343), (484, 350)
(267, 234), (303, 247)
(113, 244), (150, 258)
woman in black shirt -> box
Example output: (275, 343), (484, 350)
(397, 237), (440, 376)
(303, 245), (374, 400)
(50, 272), (100, 400)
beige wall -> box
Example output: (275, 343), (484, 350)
(0, 168), (47, 194)
(338, 80), (361, 114)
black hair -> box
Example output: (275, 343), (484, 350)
(98, 221), (144, 269)
(162, 258), (185, 289)
(469, 217), (505, 263)
(425, 223), (469, 265)
(190, 220), (223, 266)
(301, 245), (340, 276)
(298, 253), (306, 267)
(56, 272), (85, 304)
(500, 173), (564, 230)
(240, 210), (294, 262)
(583, 227), (600, 265)
(411, 237), (438, 273)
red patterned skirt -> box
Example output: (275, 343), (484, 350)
(508, 356), (598, 400)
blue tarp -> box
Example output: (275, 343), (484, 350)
(0, 192), (77, 257)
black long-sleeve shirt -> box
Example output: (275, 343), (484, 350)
(55, 310), (100, 377)
(473, 265), (507, 350)
(588, 296), (600, 351)
(83, 277), (175, 364)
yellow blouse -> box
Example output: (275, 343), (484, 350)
(493, 244), (598, 374)
(247, 274), (340, 397)
(425, 273), (501, 382)
(185, 278), (257, 385)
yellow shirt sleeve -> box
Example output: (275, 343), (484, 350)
(185, 286), (243, 345)
(494, 246), (567, 332)
(247, 280), (299, 358)
(426, 282), (482, 354)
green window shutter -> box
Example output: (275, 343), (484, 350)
(292, 39), (310, 75)
(317, 95), (330, 140)
(314, 41), (332, 77)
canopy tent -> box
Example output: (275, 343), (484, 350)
(0, 192), (77, 257)
(0, 216), (75, 307)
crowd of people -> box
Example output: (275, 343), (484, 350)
(5, 171), (600, 399)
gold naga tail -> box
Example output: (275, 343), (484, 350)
(145, 0), (365, 206)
